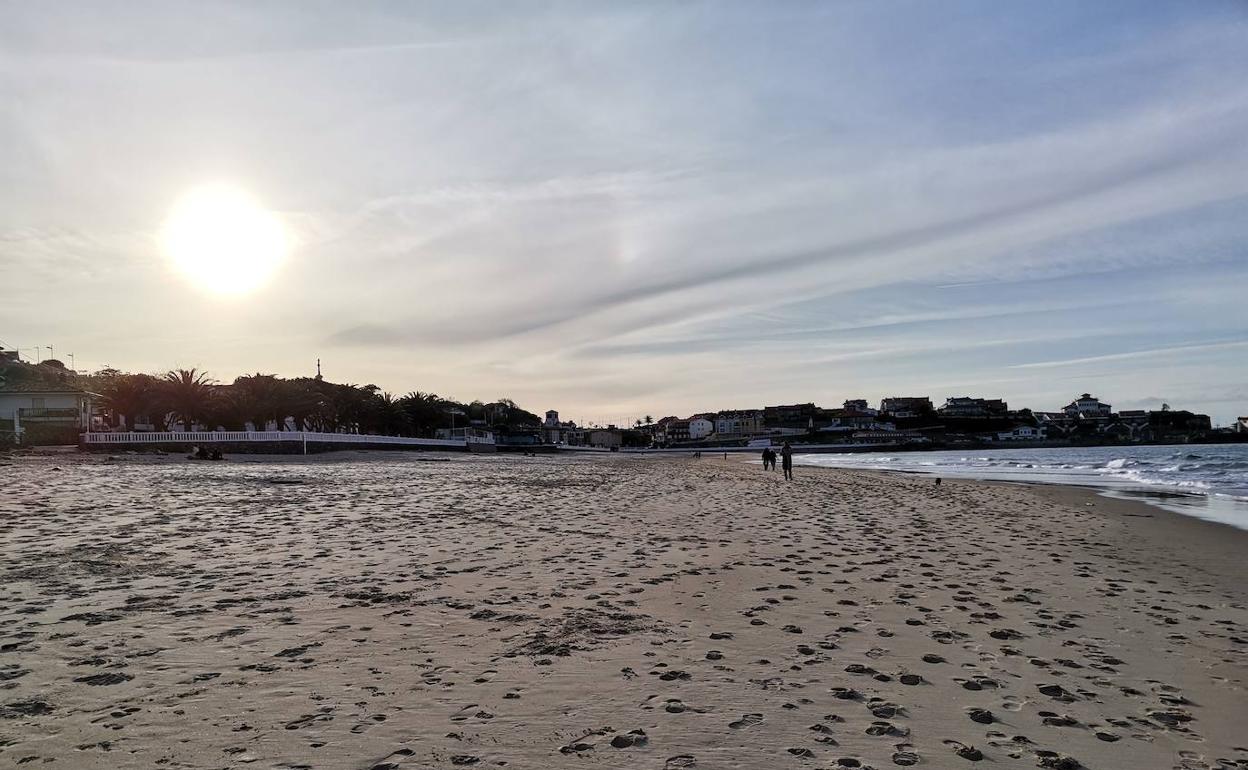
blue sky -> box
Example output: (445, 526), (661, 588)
(2, 1), (1246, 424)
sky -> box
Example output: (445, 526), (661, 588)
(2, 1), (1247, 426)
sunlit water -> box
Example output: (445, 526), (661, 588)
(793, 443), (1248, 531)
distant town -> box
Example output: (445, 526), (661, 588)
(2, 345), (1246, 451)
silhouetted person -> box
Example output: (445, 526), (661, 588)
(762, 447), (777, 471)
(780, 441), (794, 480)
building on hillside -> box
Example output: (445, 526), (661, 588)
(1237, 417), (1248, 433)
(655, 417), (690, 444)
(542, 420), (578, 445)
(651, 416), (677, 443)
(1033, 411), (1069, 424)
(688, 415), (716, 440)
(763, 403), (818, 429)
(1110, 410), (1151, 441)
(879, 397), (933, 418)
(1030, 411), (1072, 439)
(822, 410), (882, 430)
(544, 410), (560, 427)
(0, 385), (94, 445)
(842, 399), (879, 416)
(714, 410), (764, 438)
(1063, 393), (1112, 418)
(995, 425), (1046, 441)
(938, 397), (1008, 418)
(1147, 409), (1211, 441)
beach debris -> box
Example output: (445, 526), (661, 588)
(506, 607), (662, 657)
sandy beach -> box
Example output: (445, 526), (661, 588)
(1, 451), (1245, 770)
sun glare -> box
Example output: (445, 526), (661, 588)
(161, 184), (290, 296)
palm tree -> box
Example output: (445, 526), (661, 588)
(201, 384), (243, 431)
(100, 373), (158, 430)
(283, 378), (327, 432)
(228, 373), (287, 430)
(369, 391), (411, 435)
(160, 368), (215, 431)
(399, 391), (450, 436)
(326, 383), (374, 433)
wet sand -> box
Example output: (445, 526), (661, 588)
(1, 452), (1245, 769)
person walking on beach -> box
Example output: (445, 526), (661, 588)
(780, 441), (794, 481)
(761, 447), (773, 471)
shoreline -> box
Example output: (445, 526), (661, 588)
(786, 446), (1248, 533)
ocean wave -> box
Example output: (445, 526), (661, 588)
(795, 444), (1248, 502)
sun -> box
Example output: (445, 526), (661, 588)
(161, 184), (290, 296)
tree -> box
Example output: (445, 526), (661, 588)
(227, 373), (288, 430)
(489, 397), (541, 429)
(160, 368), (216, 431)
(282, 378), (328, 432)
(100, 373), (159, 430)
(324, 383), (376, 433)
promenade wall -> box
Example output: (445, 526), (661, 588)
(80, 431), (470, 454)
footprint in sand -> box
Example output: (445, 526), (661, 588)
(943, 739), (984, 761)
(729, 713), (764, 729)
(1001, 695), (1024, 711)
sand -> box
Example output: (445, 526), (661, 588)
(1, 451), (1245, 770)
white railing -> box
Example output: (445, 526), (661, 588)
(81, 431), (468, 448)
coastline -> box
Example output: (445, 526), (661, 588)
(788, 443), (1248, 533)
(2, 452), (1245, 769)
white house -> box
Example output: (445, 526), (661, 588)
(1063, 393), (1112, 418)
(995, 425), (1046, 441)
(688, 416), (715, 440)
(0, 387), (93, 443)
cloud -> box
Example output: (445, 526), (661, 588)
(3, 3), (1247, 423)
(1011, 340), (1248, 370)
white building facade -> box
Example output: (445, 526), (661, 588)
(1063, 393), (1112, 418)
(0, 388), (93, 443)
(688, 417), (715, 440)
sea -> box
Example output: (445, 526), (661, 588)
(792, 443), (1248, 531)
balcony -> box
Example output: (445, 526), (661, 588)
(17, 407), (81, 423)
